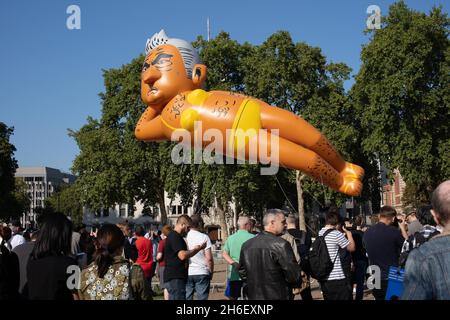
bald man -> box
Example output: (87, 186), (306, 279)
(222, 216), (255, 299)
(164, 215), (206, 300)
(238, 209), (301, 300)
(402, 180), (450, 300)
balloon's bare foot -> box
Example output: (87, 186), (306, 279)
(338, 176), (363, 197)
(340, 162), (365, 180)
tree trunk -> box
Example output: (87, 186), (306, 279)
(157, 189), (167, 225)
(234, 200), (242, 232)
(216, 198), (229, 242)
(296, 170), (306, 231)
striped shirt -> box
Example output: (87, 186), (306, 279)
(318, 227), (349, 281)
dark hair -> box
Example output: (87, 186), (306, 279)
(31, 212), (72, 259)
(94, 224), (125, 278)
(135, 225), (145, 237)
(0, 225), (12, 242)
(11, 220), (21, 228)
(23, 231), (31, 242)
(325, 211), (340, 226)
(354, 215), (365, 227)
(416, 205), (435, 226)
(190, 214), (203, 229)
(379, 205), (397, 218)
(431, 182), (450, 224)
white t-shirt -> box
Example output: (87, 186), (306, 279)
(318, 227), (349, 281)
(9, 234), (26, 250)
(186, 229), (212, 276)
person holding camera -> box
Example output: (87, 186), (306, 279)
(363, 206), (408, 300)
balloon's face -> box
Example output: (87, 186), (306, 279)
(141, 44), (194, 108)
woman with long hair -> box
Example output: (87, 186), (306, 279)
(78, 224), (150, 300)
(27, 212), (77, 300)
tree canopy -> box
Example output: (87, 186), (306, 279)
(0, 123), (28, 220)
(352, 1), (450, 202)
(71, 30), (381, 238)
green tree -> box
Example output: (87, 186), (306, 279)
(45, 183), (84, 226)
(0, 122), (22, 221)
(242, 31), (379, 229)
(352, 1), (450, 202)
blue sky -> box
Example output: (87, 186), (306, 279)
(0, 0), (447, 173)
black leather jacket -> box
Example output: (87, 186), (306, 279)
(238, 231), (302, 300)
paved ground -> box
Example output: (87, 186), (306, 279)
(154, 257), (375, 300)
(207, 261), (375, 300)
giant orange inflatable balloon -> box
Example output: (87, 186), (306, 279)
(135, 30), (364, 196)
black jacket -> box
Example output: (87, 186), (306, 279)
(239, 231), (302, 300)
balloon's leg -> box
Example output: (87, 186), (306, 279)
(244, 132), (362, 196)
(260, 104), (364, 180)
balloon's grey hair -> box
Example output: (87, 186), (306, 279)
(145, 29), (201, 79)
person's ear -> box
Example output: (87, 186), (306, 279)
(431, 209), (441, 226)
(192, 64), (207, 88)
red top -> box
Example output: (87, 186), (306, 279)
(135, 236), (153, 279)
(157, 238), (166, 267)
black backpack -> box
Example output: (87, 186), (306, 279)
(309, 229), (338, 281)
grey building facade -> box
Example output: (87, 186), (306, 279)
(15, 167), (76, 226)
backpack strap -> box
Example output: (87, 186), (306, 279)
(323, 228), (339, 264)
(323, 228), (335, 238)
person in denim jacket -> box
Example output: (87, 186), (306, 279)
(402, 180), (450, 300)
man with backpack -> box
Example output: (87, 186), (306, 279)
(310, 210), (355, 300)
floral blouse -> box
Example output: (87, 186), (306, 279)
(78, 256), (150, 300)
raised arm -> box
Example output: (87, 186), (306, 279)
(134, 106), (166, 141)
(177, 241), (207, 261)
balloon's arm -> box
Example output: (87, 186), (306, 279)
(134, 106), (165, 141)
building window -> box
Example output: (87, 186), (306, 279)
(102, 208), (109, 217)
(35, 177), (43, 182)
(183, 206), (188, 214)
(119, 204), (126, 217)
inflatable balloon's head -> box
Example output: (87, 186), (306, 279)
(141, 30), (207, 109)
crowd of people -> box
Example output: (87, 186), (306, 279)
(220, 179), (450, 300)
(0, 180), (449, 300)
